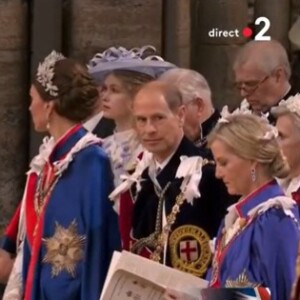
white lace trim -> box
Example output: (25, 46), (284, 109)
(277, 175), (300, 197)
(28, 133), (101, 176)
(223, 195), (298, 247)
(109, 153), (207, 207)
(18, 132), (101, 246)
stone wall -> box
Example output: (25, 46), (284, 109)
(0, 0), (29, 234)
(64, 0), (163, 62)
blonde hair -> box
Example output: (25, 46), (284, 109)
(208, 114), (289, 178)
(271, 105), (300, 131)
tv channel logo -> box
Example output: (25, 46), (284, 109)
(208, 17), (271, 41)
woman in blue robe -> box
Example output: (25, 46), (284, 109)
(3, 52), (121, 300)
(164, 112), (300, 300)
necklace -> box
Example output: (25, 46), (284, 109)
(130, 182), (171, 254)
(34, 166), (61, 217)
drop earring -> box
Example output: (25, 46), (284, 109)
(251, 168), (256, 182)
(45, 110), (51, 130)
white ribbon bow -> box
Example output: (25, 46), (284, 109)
(175, 156), (204, 204)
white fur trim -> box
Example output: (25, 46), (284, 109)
(248, 195), (297, 219)
(18, 132), (101, 247)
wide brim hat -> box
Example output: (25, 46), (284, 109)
(289, 15), (300, 50)
(87, 45), (176, 84)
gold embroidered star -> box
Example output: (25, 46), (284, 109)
(42, 220), (86, 278)
(225, 269), (259, 288)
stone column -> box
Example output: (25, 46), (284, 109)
(64, 0), (163, 62)
(254, 0), (290, 48)
(0, 0), (28, 233)
(190, 0), (248, 109)
(163, 0), (191, 67)
(29, 0), (63, 159)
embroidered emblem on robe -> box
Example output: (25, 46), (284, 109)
(225, 269), (260, 288)
(42, 220), (86, 278)
(169, 225), (211, 277)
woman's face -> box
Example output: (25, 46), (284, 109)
(276, 114), (300, 176)
(211, 139), (254, 196)
(29, 85), (49, 132)
(101, 74), (132, 121)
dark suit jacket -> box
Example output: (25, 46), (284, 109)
(92, 117), (115, 138)
(132, 137), (236, 277)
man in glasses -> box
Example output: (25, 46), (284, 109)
(233, 40), (298, 123)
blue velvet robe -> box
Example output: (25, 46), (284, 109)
(18, 125), (120, 300)
(208, 181), (300, 300)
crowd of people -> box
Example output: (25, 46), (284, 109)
(0, 39), (299, 300)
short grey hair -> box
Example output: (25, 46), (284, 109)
(159, 68), (212, 106)
(233, 40), (291, 79)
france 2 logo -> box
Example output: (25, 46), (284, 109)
(254, 17), (271, 41)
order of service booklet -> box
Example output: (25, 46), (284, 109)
(100, 250), (208, 300)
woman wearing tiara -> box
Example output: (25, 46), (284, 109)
(271, 95), (300, 300)
(3, 52), (120, 300)
(165, 112), (300, 300)
(88, 46), (175, 187)
(271, 94), (300, 208)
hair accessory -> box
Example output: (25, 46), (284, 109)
(278, 94), (300, 118)
(36, 50), (65, 97)
(218, 105), (252, 124)
(87, 45), (175, 83)
(260, 124), (279, 141)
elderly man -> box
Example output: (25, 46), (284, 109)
(233, 40), (298, 123)
(111, 81), (235, 278)
(159, 68), (219, 152)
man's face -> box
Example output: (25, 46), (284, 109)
(133, 89), (185, 162)
(234, 62), (280, 114)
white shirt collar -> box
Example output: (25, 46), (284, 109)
(154, 150), (176, 172)
(83, 111), (103, 132)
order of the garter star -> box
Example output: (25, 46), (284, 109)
(42, 220), (86, 278)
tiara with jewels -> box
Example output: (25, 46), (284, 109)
(278, 93), (300, 117)
(218, 105), (278, 141)
(36, 50), (65, 97)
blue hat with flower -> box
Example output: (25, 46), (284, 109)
(87, 45), (176, 84)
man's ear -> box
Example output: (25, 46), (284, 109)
(193, 97), (205, 118)
(177, 105), (186, 127)
(274, 66), (285, 82)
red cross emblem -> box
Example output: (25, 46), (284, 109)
(179, 240), (199, 262)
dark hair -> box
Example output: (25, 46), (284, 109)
(34, 58), (99, 122)
(109, 69), (154, 98)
